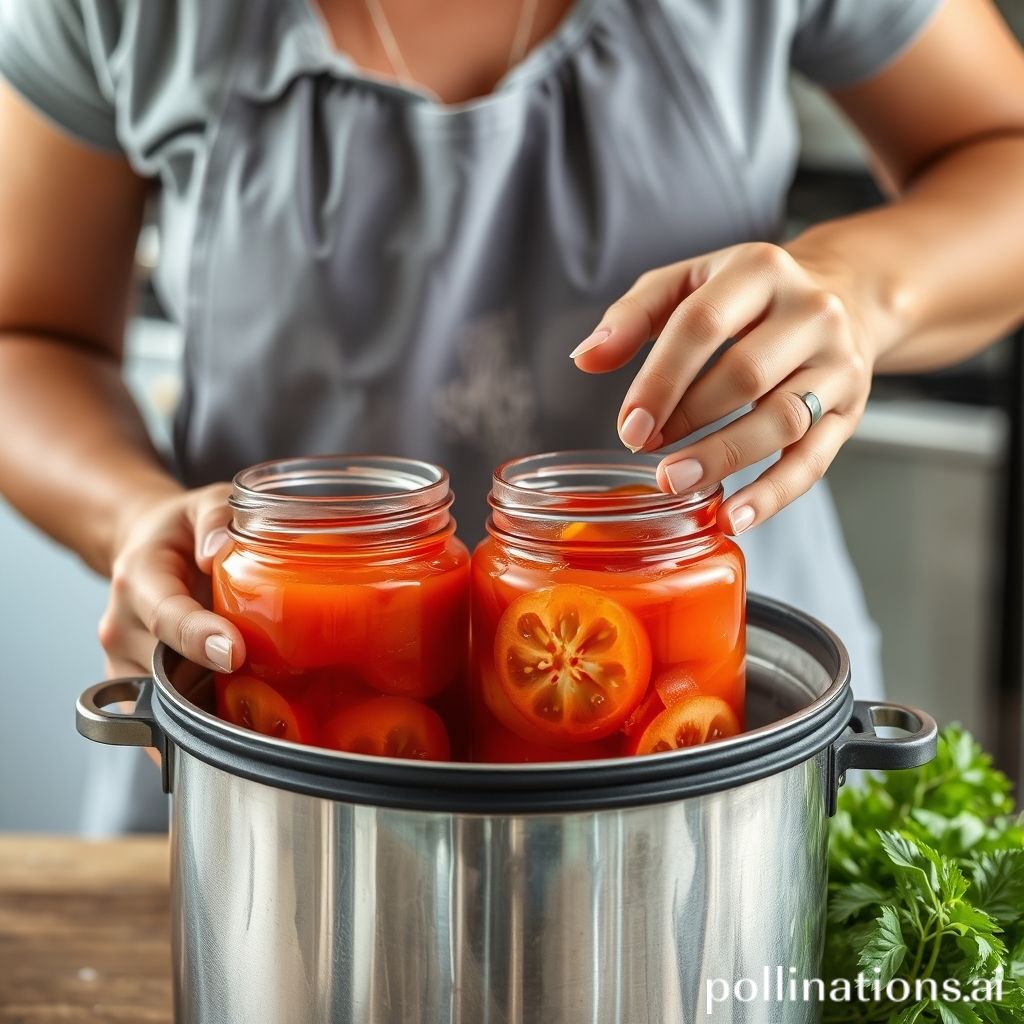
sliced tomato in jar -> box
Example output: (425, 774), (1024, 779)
(559, 485), (661, 543)
(494, 585), (651, 743)
(653, 656), (745, 718)
(324, 696), (451, 761)
(218, 674), (310, 743)
(629, 695), (741, 755)
(479, 659), (566, 747)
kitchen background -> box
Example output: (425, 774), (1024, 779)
(2, 1), (1023, 831)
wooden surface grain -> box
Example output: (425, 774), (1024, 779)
(0, 835), (172, 1023)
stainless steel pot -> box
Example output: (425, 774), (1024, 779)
(77, 596), (936, 1024)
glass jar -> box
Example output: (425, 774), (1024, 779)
(212, 456), (470, 761)
(471, 451), (746, 762)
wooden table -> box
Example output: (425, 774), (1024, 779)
(0, 836), (172, 1023)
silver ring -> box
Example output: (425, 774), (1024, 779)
(800, 391), (823, 428)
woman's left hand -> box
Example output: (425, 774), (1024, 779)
(571, 242), (875, 535)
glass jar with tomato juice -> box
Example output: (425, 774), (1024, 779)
(471, 451), (745, 762)
(212, 456), (469, 760)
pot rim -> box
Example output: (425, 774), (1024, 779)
(146, 595), (860, 812)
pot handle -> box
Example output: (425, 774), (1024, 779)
(828, 700), (938, 815)
(76, 677), (164, 749)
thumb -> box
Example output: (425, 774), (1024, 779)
(190, 483), (234, 574)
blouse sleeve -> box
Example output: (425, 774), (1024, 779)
(791, 0), (943, 87)
(0, 0), (121, 151)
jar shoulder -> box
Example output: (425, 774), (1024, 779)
(471, 534), (744, 585)
(217, 534), (469, 589)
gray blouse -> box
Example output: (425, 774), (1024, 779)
(2, 0), (939, 830)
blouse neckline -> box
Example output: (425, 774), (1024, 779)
(289, 0), (607, 115)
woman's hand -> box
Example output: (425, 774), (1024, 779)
(97, 484), (246, 679)
(571, 242), (875, 534)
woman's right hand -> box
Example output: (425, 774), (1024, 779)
(97, 483), (247, 679)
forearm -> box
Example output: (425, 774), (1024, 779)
(0, 334), (182, 576)
(786, 134), (1024, 373)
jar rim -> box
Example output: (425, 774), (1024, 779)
(229, 455), (452, 537)
(491, 450), (721, 521)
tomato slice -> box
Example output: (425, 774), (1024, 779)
(560, 485), (661, 542)
(493, 585), (651, 742)
(630, 695), (741, 755)
(218, 674), (309, 743)
(324, 696), (451, 760)
(479, 659), (567, 747)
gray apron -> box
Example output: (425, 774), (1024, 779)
(84, 0), (882, 834)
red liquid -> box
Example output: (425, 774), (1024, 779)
(211, 533), (470, 760)
(470, 494), (746, 762)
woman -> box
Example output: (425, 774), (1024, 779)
(1, 0), (1023, 831)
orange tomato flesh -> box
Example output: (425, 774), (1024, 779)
(631, 695), (740, 755)
(324, 695), (451, 760)
(218, 674), (308, 743)
(493, 585), (651, 742)
(560, 484), (661, 542)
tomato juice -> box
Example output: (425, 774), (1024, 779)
(210, 452), (747, 764)
(211, 456), (469, 761)
(470, 452), (746, 762)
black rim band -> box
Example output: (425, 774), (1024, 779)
(152, 596), (857, 813)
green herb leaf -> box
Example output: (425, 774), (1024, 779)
(858, 905), (908, 984)
(895, 1000), (929, 1024)
(879, 831), (936, 889)
(827, 727), (1024, 1024)
(933, 999), (984, 1024)
(1009, 939), (1024, 981)
(829, 880), (889, 923)
(947, 902), (1001, 938)
(971, 851), (1024, 926)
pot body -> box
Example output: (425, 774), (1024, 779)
(78, 596), (938, 1024)
(171, 747), (827, 1024)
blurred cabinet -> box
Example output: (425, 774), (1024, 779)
(828, 401), (1007, 749)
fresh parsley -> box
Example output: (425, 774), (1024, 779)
(825, 726), (1024, 1023)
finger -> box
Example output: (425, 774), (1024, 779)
(125, 547), (245, 673)
(99, 603), (160, 673)
(190, 483), (234, 573)
(656, 373), (846, 493)
(116, 623), (159, 674)
(617, 246), (790, 451)
(569, 263), (698, 372)
(657, 302), (829, 445)
(718, 413), (854, 534)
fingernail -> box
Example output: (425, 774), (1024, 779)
(570, 328), (611, 360)
(728, 505), (755, 535)
(664, 458), (704, 494)
(205, 634), (233, 672)
(620, 408), (656, 452)
(201, 528), (230, 560)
